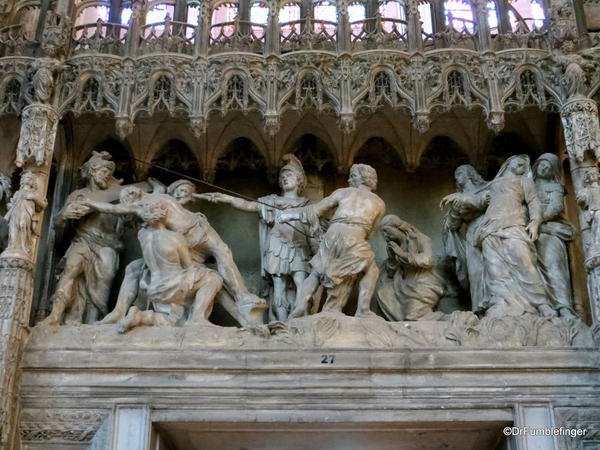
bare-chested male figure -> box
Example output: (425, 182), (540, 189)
(87, 184), (265, 326)
(279, 163), (386, 318)
(116, 202), (222, 333)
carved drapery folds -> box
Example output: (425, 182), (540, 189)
(14, 104), (58, 168)
(561, 98), (600, 324)
(0, 50), (60, 450)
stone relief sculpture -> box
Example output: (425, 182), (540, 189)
(374, 215), (445, 321)
(576, 169), (600, 269)
(42, 152), (124, 325)
(441, 164), (488, 312)
(0, 170), (12, 251)
(532, 153), (577, 318)
(2, 171), (47, 258)
(443, 155), (557, 319)
(197, 154), (316, 321)
(88, 194), (223, 333)
(279, 163), (385, 319)
(88, 181), (266, 328)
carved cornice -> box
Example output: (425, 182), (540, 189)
(0, 47), (599, 134)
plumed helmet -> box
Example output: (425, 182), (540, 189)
(280, 154), (306, 192)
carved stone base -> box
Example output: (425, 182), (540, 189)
(28, 311), (597, 350)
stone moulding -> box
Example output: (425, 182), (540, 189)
(25, 311), (597, 354)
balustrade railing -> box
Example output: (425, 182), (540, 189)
(280, 16), (336, 52)
(350, 16), (408, 51)
(0, 24), (35, 56)
(140, 17), (196, 55)
(0, 2), (555, 58)
(73, 20), (128, 55)
(210, 17), (266, 53)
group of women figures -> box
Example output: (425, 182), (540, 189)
(442, 154), (577, 319)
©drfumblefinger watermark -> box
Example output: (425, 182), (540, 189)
(503, 427), (587, 438)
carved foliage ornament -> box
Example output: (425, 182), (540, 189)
(15, 104), (59, 168)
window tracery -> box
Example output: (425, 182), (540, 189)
(446, 70), (469, 105)
(150, 74), (175, 112)
(80, 77), (101, 112)
(224, 75), (247, 111)
(296, 73), (322, 109)
(0, 79), (22, 114)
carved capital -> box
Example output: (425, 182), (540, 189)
(264, 114), (280, 136)
(412, 112), (430, 134)
(190, 116), (207, 138)
(560, 99), (600, 163)
(338, 113), (355, 134)
(115, 117), (134, 140)
(15, 104), (59, 168)
(486, 111), (505, 134)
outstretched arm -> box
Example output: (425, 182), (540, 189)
(194, 192), (259, 213)
(85, 200), (137, 215)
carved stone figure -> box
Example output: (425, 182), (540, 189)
(374, 215), (445, 321)
(532, 153), (576, 318)
(15, 105), (59, 168)
(42, 152), (124, 325)
(2, 171), (47, 258)
(32, 65), (54, 103)
(197, 154), (315, 321)
(442, 165), (487, 312)
(89, 182), (266, 327)
(576, 168), (600, 269)
(280, 163), (385, 318)
(444, 155), (556, 319)
(98, 200), (223, 333)
(0, 170), (12, 251)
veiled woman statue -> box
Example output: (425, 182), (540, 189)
(441, 165), (488, 312)
(532, 153), (576, 318)
(444, 155), (556, 319)
(374, 215), (445, 321)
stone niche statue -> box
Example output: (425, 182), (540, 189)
(577, 168), (600, 269)
(88, 181), (266, 328)
(2, 171), (47, 258)
(374, 215), (445, 321)
(86, 192), (223, 333)
(441, 164), (488, 312)
(442, 155), (557, 319)
(532, 153), (576, 318)
(280, 163), (386, 319)
(42, 151), (124, 325)
(0, 171), (12, 251)
(196, 154), (316, 322)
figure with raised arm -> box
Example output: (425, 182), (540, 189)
(441, 164), (488, 312)
(279, 163), (385, 319)
(197, 154), (316, 321)
(111, 200), (222, 333)
(42, 151), (124, 325)
(86, 183), (266, 327)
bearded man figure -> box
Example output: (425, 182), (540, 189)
(42, 151), (124, 325)
(280, 163), (386, 319)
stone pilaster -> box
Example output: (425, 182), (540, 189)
(560, 97), (600, 325)
(0, 100), (59, 449)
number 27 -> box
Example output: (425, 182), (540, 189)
(321, 354), (335, 364)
